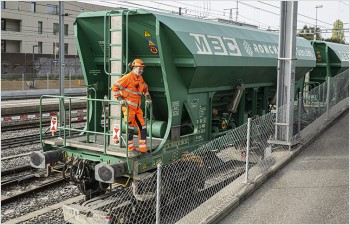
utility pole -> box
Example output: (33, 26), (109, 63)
(269, 1), (299, 148)
(59, 1), (65, 135)
(179, 7), (186, 15)
(315, 5), (323, 40)
(59, 2), (65, 97)
(224, 8), (233, 21)
(235, 1), (239, 22)
(224, 3), (238, 23)
(32, 45), (37, 88)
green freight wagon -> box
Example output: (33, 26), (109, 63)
(309, 40), (349, 84)
(31, 9), (316, 197)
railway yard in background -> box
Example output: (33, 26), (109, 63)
(1, 1), (349, 224)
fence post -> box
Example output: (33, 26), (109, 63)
(47, 72), (49, 89)
(69, 72), (72, 88)
(22, 73), (25, 90)
(326, 76), (331, 120)
(298, 92), (302, 137)
(244, 118), (252, 183)
(156, 163), (162, 224)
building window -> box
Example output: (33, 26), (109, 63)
(64, 43), (68, 55)
(53, 43), (59, 55)
(52, 43), (68, 55)
(46, 4), (58, 15)
(64, 24), (68, 36)
(53, 24), (68, 36)
(53, 23), (59, 35)
(1, 19), (5, 31)
(38, 21), (42, 34)
(1, 1), (5, 9)
(1, 40), (6, 53)
(2, 19), (20, 32)
(38, 42), (43, 54)
(31, 2), (36, 13)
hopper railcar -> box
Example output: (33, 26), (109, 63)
(31, 9), (321, 197)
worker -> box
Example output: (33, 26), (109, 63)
(112, 59), (152, 152)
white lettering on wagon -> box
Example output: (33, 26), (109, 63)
(189, 33), (314, 59)
(189, 33), (242, 56)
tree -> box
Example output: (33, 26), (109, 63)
(298, 25), (321, 40)
(330, 19), (345, 44)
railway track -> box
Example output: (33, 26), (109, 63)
(1, 113), (87, 132)
(1, 177), (67, 205)
(1, 121), (50, 132)
(2, 129), (84, 149)
(1, 165), (34, 176)
(1, 173), (37, 188)
(2, 133), (47, 149)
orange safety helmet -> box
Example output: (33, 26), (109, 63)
(130, 59), (145, 68)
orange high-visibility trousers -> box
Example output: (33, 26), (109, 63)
(122, 106), (148, 152)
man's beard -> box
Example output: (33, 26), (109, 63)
(135, 70), (143, 76)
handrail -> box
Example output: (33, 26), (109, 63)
(123, 10), (130, 75)
(87, 86), (97, 142)
(144, 103), (153, 153)
(39, 96), (44, 149)
(103, 11), (111, 75)
(39, 95), (131, 172)
(68, 98), (72, 137)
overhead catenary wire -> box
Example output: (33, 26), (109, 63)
(4, 1), (348, 42)
(339, 1), (349, 6)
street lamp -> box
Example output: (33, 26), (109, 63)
(32, 45), (38, 88)
(315, 5), (323, 40)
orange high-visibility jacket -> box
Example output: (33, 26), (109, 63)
(112, 71), (150, 108)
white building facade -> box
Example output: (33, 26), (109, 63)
(1, 1), (113, 55)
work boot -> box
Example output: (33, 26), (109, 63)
(138, 140), (148, 152)
(128, 140), (135, 151)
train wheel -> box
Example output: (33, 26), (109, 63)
(99, 182), (110, 191)
(77, 180), (105, 200)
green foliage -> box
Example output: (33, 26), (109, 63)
(329, 19), (345, 44)
(298, 25), (321, 40)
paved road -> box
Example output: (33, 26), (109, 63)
(219, 111), (349, 224)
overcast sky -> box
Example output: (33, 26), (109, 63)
(86, 0), (349, 42)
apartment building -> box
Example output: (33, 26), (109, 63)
(1, 1), (114, 55)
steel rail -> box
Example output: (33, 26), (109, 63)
(1, 177), (66, 205)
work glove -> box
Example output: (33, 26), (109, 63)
(119, 99), (126, 106)
(145, 99), (152, 106)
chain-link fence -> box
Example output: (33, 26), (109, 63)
(1, 53), (84, 90)
(63, 69), (349, 224)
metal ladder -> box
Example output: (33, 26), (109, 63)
(104, 11), (128, 146)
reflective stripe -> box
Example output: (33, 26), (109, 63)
(139, 144), (147, 148)
(141, 126), (146, 129)
(117, 83), (142, 95)
(114, 91), (121, 95)
(126, 101), (138, 107)
(128, 126), (135, 130)
(123, 88), (142, 95)
(128, 144), (135, 151)
(128, 141), (134, 147)
(145, 92), (150, 96)
(139, 140), (146, 144)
